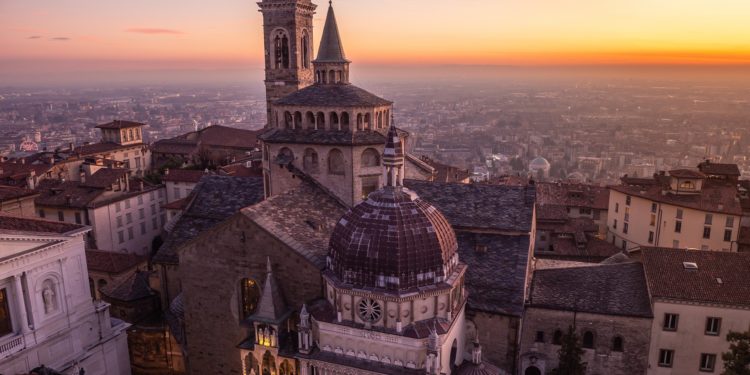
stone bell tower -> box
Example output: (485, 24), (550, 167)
(258, 0), (317, 126)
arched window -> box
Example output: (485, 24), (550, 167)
(356, 114), (363, 131)
(273, 30), (290, 69)
(364, 113), (372, 130)
(239, 278), (260, 320)
(316, 112), (326, 130)
(449, 339), (458, 372)
(262, 351), (277, 375)
(341, 112), (350, 131)
(583, 331), (595, 349)
(330, 112), (340, 131)
(553, 329), (563, 345)
(279, 360), (294, 375)
(277, 148), (294, 164)
(612, 336), (624, 352)
(329, 70), (336, 84)
(284, 111), (293, 129)
(361, 148), (380, 168)
(303, 148), (319, 172)
(377, 112), (383, 129)
(294, 112), (303, 130)
(328, 149), (345, 175)
(301, 31), (310, 69)
(244, 354), (260, 375)
(305, 112), (316, 130)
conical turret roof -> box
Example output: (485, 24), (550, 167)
(251, 257), (289, 324)
(315, 2), (349, 63)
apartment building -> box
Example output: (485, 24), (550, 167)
(641, 248), (750, 374)
(608, 166), (742, 251)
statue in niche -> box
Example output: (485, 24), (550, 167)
(42, 283), (56, 313)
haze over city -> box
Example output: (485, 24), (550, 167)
(3, 0), (750, 85)
(2, 1), (750, 375)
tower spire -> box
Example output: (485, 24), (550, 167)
(313, 1), (351, 84)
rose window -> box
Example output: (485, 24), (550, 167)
(358, 299), (382, 323)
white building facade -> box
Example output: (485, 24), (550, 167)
(0, 216), (131, 374)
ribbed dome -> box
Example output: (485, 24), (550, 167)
(529, 157), (550, 169)
(328, 187), (458, 291)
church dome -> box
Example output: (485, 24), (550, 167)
(529, 157), (551, 170)
(328, 125), (458, 291)
(329, 187), (458, 291)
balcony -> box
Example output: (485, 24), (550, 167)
(0, 334), (25, 359)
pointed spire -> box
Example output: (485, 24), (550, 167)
(252, 257), (288, 323)
(315, 1), (348, 63)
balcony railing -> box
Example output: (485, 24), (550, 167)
(0, 334), (25, 359)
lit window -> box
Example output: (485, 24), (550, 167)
(240, 278), (260, 320)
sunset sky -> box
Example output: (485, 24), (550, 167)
(2, 0), (750, 84)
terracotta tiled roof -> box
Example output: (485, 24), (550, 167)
(641, 247), (750, 307)
(0, 161), (51, 182)
(529, 262), (652, 318)
(95, 120), (145, 129)
(698, 161), (741, 176)
(86, 250), (145, 274)
(83, 168), (128, 188)
(536, 182), (609, 210)
(74, 142), (141, 156)
(419, 156), (471, 183)
(162, 195), (192, 210)
(669, 169), (706, 179)
(163, 169), (207, 183)
(0, 185), (38, 201)
(35, 180), (103, 209)
(0, 213), (85, 235)
(610, 178), (742, 215)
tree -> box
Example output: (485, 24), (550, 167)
(551, 325), (587, 375)
(723, 330), (750, 375)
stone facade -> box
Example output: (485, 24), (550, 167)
(258, 0), (316, 124)
(467, 311), (519, 373)
(178, 215), (324, 375)
(519, 308), (651, 375)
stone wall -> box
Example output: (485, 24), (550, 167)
(467, 310), (520, 374)
(519, 308), (652, 375)
(178, 215), (324, 375)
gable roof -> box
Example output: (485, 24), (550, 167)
(529, 262), (652, 318)
(641, 247), (750, 307)
(153, 176), (265, 265)
(405, 180), (535, 233)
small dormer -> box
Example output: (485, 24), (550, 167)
(668, 169), (706, 195)
(96, 120), (145, 146)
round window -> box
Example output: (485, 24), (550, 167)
(358, 299), (382, 323)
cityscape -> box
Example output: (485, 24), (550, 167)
(1, 1), (750, 375)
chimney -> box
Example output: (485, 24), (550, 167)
(65, 195), (72, 205)
(164, 168), (170, 176)
(80, 172), (86, 184)
(69, 142), (74, 151)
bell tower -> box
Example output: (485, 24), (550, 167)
(258, 0), (316, 126)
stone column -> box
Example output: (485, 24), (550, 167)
(13, 274), (30, 333)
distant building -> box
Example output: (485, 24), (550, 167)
(0, 185), (38, 216)
(163, 169), (209, 204)
(641, 248), (750, 374)
(0, 215), (131, 374)
(529, 157), (550, 180)
(75, 120), (151, 176)
(151, 125), (260, 169)
(35, 171), (166, 256)
(608, 165), (742, 251)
